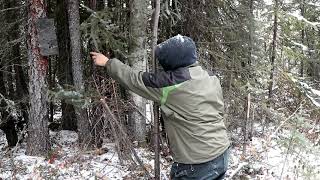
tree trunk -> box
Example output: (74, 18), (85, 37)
(128, 0), (148, 145)
(300, 1), (305, 77)
(0, 66), (18, 147)
(10, 0), (29, 131)
(67, 0), (91, 147)
(248, 0), (254, 67)
(89, 0), (105, 10)
(26, 0), (50, 156)
(243, 93), (251, 156)
(88, 1), (103, 149)
(268, 0), (278, 106)
(1, 0), (24, 144)
(152, 0), (161, 178)
(56, 0), (77, 131)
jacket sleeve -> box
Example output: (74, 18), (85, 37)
(105, 58), (162, 102)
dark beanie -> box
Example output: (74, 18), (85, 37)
(155, 35), (197, 71)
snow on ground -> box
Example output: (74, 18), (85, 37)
(53, 111), (62, 121)
(226, 124), (320, 180)
(0, 130), (170, 180)
(1, 123), (319, 179)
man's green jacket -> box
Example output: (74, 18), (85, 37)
(105, 58), (230, 164)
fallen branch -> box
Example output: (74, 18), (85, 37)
(269, 100), (305, 140)
(227, 162), (248, 180)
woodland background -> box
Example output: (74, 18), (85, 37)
(0, 0), (320, 179)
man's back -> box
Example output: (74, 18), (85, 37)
(151, 63), (230, 163)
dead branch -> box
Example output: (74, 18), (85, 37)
(227, 162), (248, 180)
(99, 98), (152, 178)
(270, 100), (305, 139)
(92, 77), (152, 179)
(0, 4), (27, 13)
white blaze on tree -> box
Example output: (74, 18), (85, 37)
(26, 0), (50, 156)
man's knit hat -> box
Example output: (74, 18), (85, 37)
(155, 35), (197, 71)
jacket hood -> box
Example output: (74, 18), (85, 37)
(155, 35), (197, 71)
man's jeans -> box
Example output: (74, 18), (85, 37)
(170, 149), (229, 180)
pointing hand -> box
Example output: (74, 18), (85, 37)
(90, 52), (109, 66)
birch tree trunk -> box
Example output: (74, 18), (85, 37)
(128, 0), (148, 145)
(26, 0), (50, 156)
(67, 0), (91, 147)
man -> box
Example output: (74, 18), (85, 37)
(91, 35), (230, 180)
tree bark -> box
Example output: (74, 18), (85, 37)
(56, 0), (77, 131)
(248, 0), (254, 67)
(89, 0), (105, 10)
(268, 0), (278, 106)
(26, 0), (50, 156)
(88, 0), (103, 149)
(243, 93), (251, 156)
(300, 1), (305, 77)
(15, 4), (29, 129)
(0, 0), (24, 145)
(152, 0), (161, 178)
(128, 0), (148, 145)
(67, 0), (91, 147)
(0, 67), (18, 147)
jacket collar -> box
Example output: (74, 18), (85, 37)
(187, 61), (200, 68)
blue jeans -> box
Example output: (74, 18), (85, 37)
(170, 149), (229, 180)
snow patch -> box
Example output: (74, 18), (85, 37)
(146, 103), (152, 124)
(264, 0), (273, 5)
(288, 12), (320, 29)
(53, 111), (62, 120)
(311, 89), (320, 96)
(174, 34), (185, 43)
(292, 41), (309, 51)
(308, 2), (320, 7)
(0, 130), (171, 179)
(289, 74), (320, 107)
(227, 134), (320, 179)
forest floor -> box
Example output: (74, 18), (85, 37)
(1, 123), (319, 180)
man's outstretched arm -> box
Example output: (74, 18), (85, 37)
(90, 52), (162, 102)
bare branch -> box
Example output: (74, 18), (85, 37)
(227, 162), (248, 180)
(0, 4), (27, 13)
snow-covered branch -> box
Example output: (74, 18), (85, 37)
(287, 12), (320, 30)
